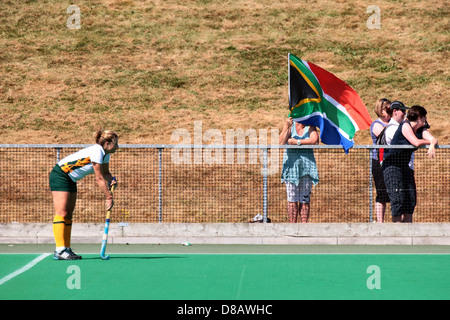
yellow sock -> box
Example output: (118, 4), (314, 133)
(64, 218), (72, 248)
(53, 215), (65, 251)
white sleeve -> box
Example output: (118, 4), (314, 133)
(385, 126), (396, 145)
(90, 145), (106, 164)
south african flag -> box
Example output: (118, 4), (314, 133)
(288, 53), (372, 153)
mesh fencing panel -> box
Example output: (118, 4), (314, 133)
(0, 145), (448, 223)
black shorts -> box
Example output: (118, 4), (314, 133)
(371, 159), (390, 203)
(383, 165), (416, 216)
(49, 165), (77, 192)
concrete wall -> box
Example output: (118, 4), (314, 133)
(1, 223), (450, 245)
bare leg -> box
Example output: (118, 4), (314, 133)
(287, 202), (299, 223)
(375, 202), (386, 223)
(52, 191), (77, 220)
(299, 203), (310, 223)
(52, 191), (77, 250)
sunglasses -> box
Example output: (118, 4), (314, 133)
(380, 98), (390, 110)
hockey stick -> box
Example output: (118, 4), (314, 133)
(100, 178), (116, 260)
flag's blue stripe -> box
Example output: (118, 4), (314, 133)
(293, 114), (354, 153)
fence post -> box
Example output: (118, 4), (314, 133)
(158, 148), (163, 223)
(55, 147), (61, 163)
(369, 148), (373, 223)
(262, 148), (268, 223)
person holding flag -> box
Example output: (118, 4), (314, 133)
(280, 117), (319, 223)
(284, 53), (373, 222)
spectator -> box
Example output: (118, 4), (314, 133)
(382, 105), (436, 223)
(279, 117), (319, 223)
(384, 100), (409, 145)
(370, 98), (391, 222)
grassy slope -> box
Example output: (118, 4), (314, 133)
(0, 0), (448, 145)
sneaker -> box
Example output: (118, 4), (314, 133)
(66, 248), (82, 260)
(53, 248), (82, 260)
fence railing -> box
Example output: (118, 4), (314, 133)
(0, 144), (448, 223)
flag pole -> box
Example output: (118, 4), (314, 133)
(288, 53), (291, 114)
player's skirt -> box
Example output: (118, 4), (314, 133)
(49, 165), (77, 192)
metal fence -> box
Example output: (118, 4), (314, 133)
(0, 144), (449, 223)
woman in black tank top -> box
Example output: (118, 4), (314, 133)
(382, 106), (437, 223)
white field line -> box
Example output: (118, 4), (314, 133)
(0, 253), (51, 286)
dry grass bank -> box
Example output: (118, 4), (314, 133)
(0, 0), (448, 145)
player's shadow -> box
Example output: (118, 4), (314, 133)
(110, 256), (185, 260)
(82, 256), (186, 260)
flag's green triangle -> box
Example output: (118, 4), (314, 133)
(289, 54), (322, 110)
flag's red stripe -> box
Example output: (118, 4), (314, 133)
(307, 62), (372, 130)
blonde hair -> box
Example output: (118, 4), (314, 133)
(374, 98), (391, 117)
(94, 130), (118, 147)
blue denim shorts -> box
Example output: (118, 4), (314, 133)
(285, 177), (313, 203)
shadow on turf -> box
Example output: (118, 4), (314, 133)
(81, 256), (186, 260)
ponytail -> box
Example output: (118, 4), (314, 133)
(94, 130), (118, 147)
